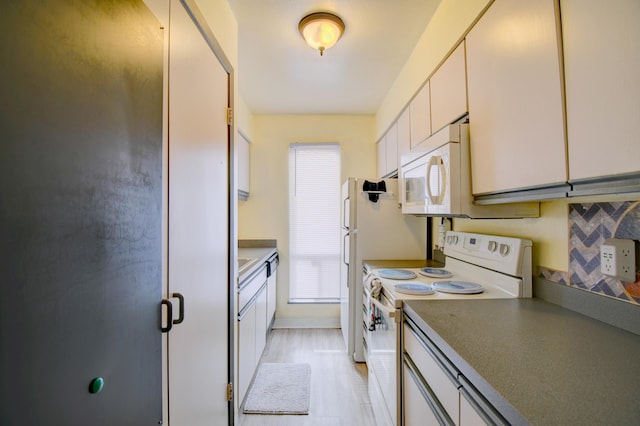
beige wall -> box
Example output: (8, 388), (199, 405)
(238, 115), (375, 321)
(453, 201), (569, 271)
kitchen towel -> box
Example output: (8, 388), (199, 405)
(364, 272), (382, 299)
(243, 362), (311, 415)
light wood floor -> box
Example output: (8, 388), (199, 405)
(238, 328), (376, 426)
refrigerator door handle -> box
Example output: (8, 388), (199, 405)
(343, 233), (349, 267)
(342, 198), (349, 230)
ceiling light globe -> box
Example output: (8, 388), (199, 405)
(298, 12), (345, 56)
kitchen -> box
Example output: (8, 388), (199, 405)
(2, 0), (638, 425)
(236, 0), (640, 424)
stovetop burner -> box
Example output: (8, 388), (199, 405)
(418, 267), (453, 278)
(394, 283), (435, 295)
(431, 281), (484, 294)
(377, 269), (417, 280)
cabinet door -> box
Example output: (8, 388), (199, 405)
(403, 363), (443, 426)
(386, 121), (399, 176)
(562, 0), (640, 181)
(460, 394), (489, 426)
(237, 132), (250, 195)
(466, 0), (566, 195)
(431, 41), (468, 133)
(410, 81), (431, 150)
(238, 302), (257, 404)
(377, 135), (387, 178)
(404, 323), (459, 421)
(397, 107), (411, 168)
(167, 1), (230, 424)
(267, 270), (277, 326)
(255, 284), (268, 361)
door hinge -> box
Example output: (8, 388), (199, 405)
(226, 107), (233, 126)
(226, 383), (233, 401)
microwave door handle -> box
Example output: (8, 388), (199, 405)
(425, 156), (446, 205)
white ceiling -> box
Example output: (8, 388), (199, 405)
(227, 0), (441, 115)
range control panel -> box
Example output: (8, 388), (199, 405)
(444, 231), (532, 277)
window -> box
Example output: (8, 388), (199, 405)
(288, 143), (341, 303)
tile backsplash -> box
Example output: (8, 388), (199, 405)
(540, 201), (640, 305)
(538, 201), (640, 304)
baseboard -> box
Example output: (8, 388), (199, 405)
(272, 317), (340, 329)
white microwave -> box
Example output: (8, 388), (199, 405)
(400, 123), (539, 218)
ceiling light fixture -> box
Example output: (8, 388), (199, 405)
(298, 12), (345, 56)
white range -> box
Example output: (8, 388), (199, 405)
(365, 231), (533, 426)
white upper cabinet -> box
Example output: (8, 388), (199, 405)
(377, 123), (399, 178)
(396, 107), (411, 169)
(466, 0), (567, 196)
(237, 132), (250, 197)
(430, 41), (468, 133)
(377, 134), (387, 178)
(409, 81), (431, 150)
(561, 0), (640, 185)
(386, 121), (398, 176)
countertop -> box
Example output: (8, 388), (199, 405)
(238, 244), (277, 285)
(404, 298), (640, 425)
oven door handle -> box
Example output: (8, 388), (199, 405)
(370, 296), (395, 318)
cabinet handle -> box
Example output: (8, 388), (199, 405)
(160, 299), (173, 333)
(171, 292), (185, 324)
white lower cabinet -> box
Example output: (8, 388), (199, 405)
(403, 362), (443, 426)
(267, 268), (277, 327)
(402, 319), (508, 426)
(237, 265), (269, 404)
(254, 285), (268, 361)
(238, 298), (257, 404)
(459, 393), (487, 426)
(403, 322), (459, 425)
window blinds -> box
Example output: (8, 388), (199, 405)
(288, 143), (341, 302)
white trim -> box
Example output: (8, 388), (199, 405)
(272, 317), (340, 329)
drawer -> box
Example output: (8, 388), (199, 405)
(238, 266), (267, 313)
(403, 322), (460, 423)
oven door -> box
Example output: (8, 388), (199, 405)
(367, 292), (397, 426)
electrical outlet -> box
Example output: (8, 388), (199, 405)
(600, 238), (636, 282)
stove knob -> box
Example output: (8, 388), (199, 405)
(499, 243), (510, 257)
(488, 241), (498, 252)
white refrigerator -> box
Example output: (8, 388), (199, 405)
(340, 178), (427, 362)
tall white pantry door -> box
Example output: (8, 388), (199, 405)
(167, 0), (230, 424)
